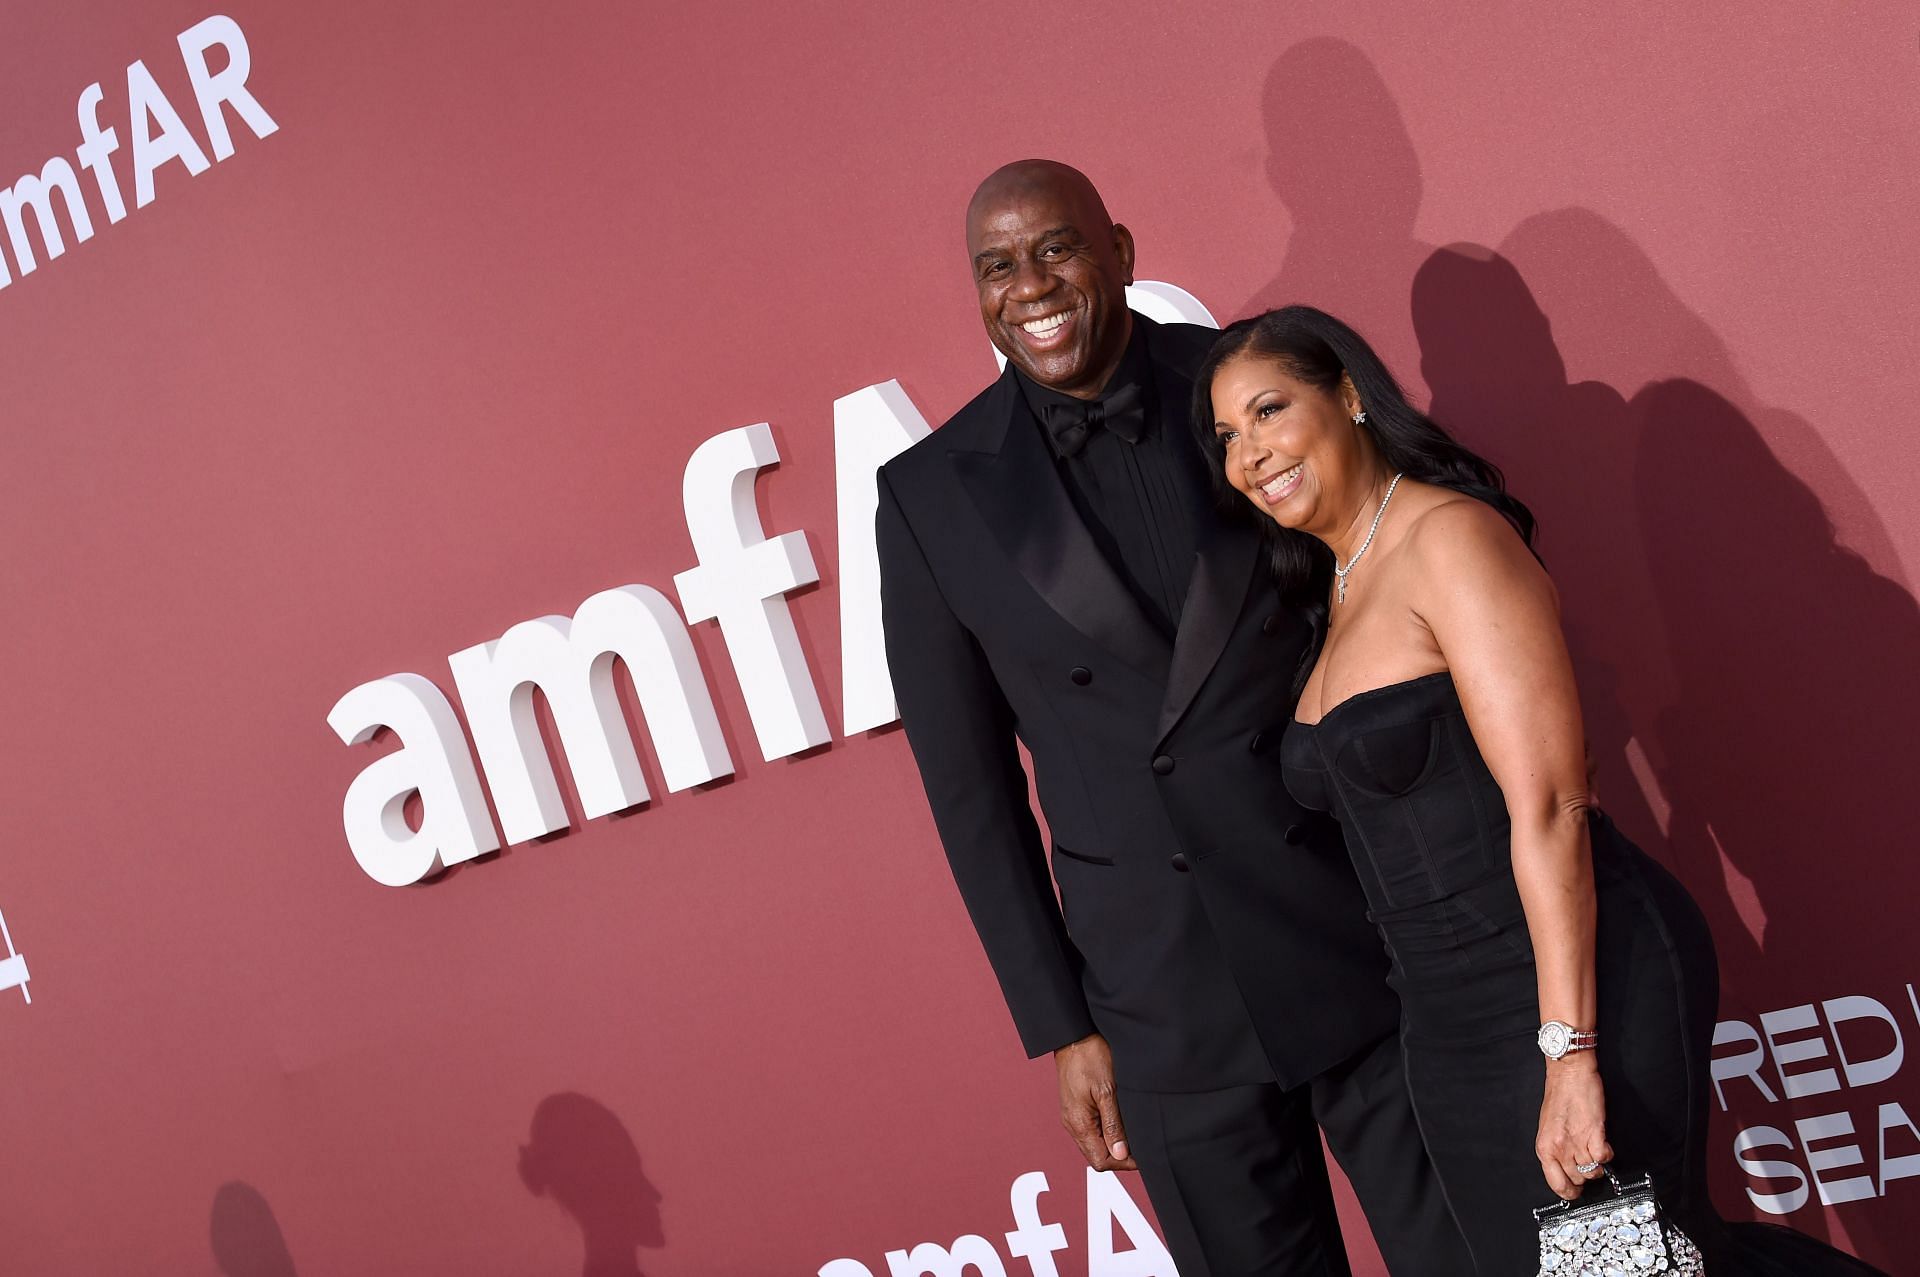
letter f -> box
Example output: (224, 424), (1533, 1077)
(1004, 1172), (1069, 1277)
(674, 423), (830, 761)
(75, 83), (128, 225)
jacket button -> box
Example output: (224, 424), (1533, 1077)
(1070, 666), (1092, 685)
(1169, 852), (1190, 873)
(1249, 730), (1268, 754)
(1151, 754), (1176, 775)
(1262, 614), (1283, 636)
(1283, 823), (1307, 845)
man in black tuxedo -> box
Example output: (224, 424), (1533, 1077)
(877, 160), (1469, 1274)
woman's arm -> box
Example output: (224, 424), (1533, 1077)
(1407, 497), (1612, 1200)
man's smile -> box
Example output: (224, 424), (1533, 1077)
(1013, 306), (1082, 351)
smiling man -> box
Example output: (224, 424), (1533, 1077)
(967, 166), (1136, 396)
(875, 160), (1471, 1274)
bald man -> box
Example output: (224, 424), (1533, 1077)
(876, 161), (1470, 1274)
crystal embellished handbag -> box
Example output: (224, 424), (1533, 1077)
(1534, 1168), (1705, 1275)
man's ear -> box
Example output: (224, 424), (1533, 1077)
(1112, 222), (1137, 286)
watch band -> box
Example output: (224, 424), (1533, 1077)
(1537, 1020), (1599, 1060)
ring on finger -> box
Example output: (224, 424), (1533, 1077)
(1575, 1160), (1601, 1174)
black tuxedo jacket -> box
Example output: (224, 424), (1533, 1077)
(877, 315), (1396, 1092)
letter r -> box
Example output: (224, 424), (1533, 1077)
(177, 14), (280, 160)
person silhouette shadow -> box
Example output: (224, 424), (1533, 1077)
(209, 1182), (299, 1277)
(519, 1092), (666, 1277)
(1410, 242), (1668, 849)
(1631, 374), (1920, 1000)
(1409, 211), (1914, 1268)
(1627, 372), (1914, 1268)
(1242, 36), (1435, 376)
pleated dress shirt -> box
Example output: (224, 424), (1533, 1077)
(1017, 324), (1202, 638)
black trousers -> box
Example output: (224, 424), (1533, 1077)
(1118, 1030), (1472, 1277)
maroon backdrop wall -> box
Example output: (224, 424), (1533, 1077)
(4, 3), (1916, 1273)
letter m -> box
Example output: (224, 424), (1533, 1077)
(885, 1236), (1008, 1277)
(1, 159), (95, 284)
(448, 585), (734, 844)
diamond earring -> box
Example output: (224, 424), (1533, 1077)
(1352, 410), (1368, 425)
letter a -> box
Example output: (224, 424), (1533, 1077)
(1085, 1168), (1175, 1277)
(127, 58), (211, 207)
(328, 674), (499, 886)
(834, 379), (930, 734)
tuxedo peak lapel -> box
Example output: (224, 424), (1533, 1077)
(1133, 317), (1266, 741)
(951, 372), (1173, 680)
(1158, 521), (1261, 743)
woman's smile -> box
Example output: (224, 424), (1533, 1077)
(1255, 462), (1305, 505)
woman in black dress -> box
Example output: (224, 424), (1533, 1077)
(1192, 306), (1882, 1275)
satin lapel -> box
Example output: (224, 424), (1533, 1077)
(1157, 517), (1261, 744)
(1143, 317), (1264, 741)
(951, 372), (1173, 681)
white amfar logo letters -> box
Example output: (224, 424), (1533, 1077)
(817, 1168), (1177, 1277)
(0, 903), (30, 1006)
(1, 14), (277, 295)
(328, 381), (938, 884)
(330, 290), (1216, 885)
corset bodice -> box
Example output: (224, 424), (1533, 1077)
(1280, 671), (1514, 917)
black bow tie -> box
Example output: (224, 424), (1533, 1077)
(1041, 380), (1148, 459)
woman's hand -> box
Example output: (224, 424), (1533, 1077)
(1537, 1057), (1613, 1199)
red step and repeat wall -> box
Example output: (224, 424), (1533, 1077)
(4, 3), (1916, 1273)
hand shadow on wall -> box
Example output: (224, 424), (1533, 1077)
(520, 1092), (666, 1277)
(1411, 216), (1917, 1263)
(210, 1182), (298, 1277)
(1240, 36), (1435, 373)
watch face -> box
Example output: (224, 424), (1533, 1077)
(1538, 1022), (1571, 1057)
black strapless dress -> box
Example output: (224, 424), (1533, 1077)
(1281, 672), (1883, 1275)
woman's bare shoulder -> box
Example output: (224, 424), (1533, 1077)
(1400, 488), (1519, 552)
(1398, 487), (1552, 595)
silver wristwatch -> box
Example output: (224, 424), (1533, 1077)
(1537, 1020), (1598, 1060)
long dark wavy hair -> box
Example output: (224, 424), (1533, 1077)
(1190, 305), (1537, 673)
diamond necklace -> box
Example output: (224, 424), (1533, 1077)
(1332, 472), (1404, 604)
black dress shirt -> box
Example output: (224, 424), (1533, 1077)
(1017, 323), (1203, 636)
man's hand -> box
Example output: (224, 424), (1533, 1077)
(1055, 1033), (1136, 1171)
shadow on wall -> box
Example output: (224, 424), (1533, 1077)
(1237, 33), (1912, 1268)
(210, 1182), (298, 1277)
(1410, 242), (1660, 845)
(1241, 36), (1434, 375)
(1409, 216), (1918, 1265)
(520, 1092), (666, 1277)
